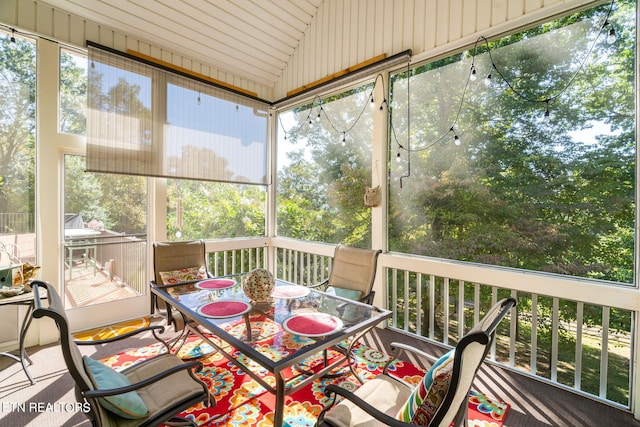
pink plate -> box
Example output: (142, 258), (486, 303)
(282, 312), (343, 337)
(195, 278), (237, 290)
(271, 285), (310, 299)
(196, 300), (252, 319)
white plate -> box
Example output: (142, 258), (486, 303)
(271, 285), (310, 299)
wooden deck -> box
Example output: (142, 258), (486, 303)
(64, 261), (140, 307)
(367, 327), (639, 427)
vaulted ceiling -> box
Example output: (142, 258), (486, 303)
(41, 0), (324, 88)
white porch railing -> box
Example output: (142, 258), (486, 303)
(202, 237), (637, 410)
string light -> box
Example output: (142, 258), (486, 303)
(278, 0), (617, 186)
(279, 75), (388, 143)
(451, 127), (461, 145)
(9, 29), (16, 48)
(604, 20), (617, 44)
(483, 72), (492, 86)
(542, 100), (550, 121)
(390, 0), (617, 188)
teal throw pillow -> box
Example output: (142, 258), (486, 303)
(326, 286), (362, 301)
(83, 356), (149, 420)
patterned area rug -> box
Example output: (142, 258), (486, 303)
(101, 322), (510, 426)
(73, 317), (150, 341)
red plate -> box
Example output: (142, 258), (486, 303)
(196, 300), (252, 319)
(195, 278), (236, 290)
(282, 312), (343, 337)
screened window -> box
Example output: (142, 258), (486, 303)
(166, 178), (265, 240)
(277, 84), (374, 247)
(0, 30), (36, 263)
(389, 0), (635, 284)
(59, 48), (87, 135)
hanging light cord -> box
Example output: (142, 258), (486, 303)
(394, 0), (616, 155)
(398, 61), (412, 187)
(481, 0), (615, 106)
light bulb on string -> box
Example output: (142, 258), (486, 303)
(484, 73), (492, 86)
(370, 95), (375, 108)
(341, 132), (346, 146)
(9, 29), (16, 49)
(316, 110), (321, 122)
(470, 65), (477, 81)
(450, 127), (461, 145)
(538, 100), (551, 122)
(396, 151), (402, 162)
(603, 20), (617, 44)
(607, 27), (616, 44)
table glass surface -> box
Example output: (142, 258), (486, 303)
(153, 276), (389, 367)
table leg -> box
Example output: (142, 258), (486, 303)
(274, 372), (286, 426)
(0, 301), (35, 385)
(243, 313), (252, 341)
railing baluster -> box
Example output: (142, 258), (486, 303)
(392, 268), (398, 328)
(600, 306), (610, 398)
(510, 289), (517, 366)
(443, 278), (450, 346)
(551, 297), (559, 382)
(403, 270), (410, 332)
(416, 273), (422, 336)
(458, 280), (464, 340)
(531, 293), (538, 375)
(429, 275), (435, 340)
(576, 301), (584, 390)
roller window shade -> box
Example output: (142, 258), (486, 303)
(86, 45), (269, 185)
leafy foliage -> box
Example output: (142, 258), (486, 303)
(389, 0), (635, 284)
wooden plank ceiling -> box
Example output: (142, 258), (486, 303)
(41, 0), (324, 88)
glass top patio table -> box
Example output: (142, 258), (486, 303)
(151, 274), (391, 426)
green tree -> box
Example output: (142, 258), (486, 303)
(0, 33), (36, 231)
(167, 178), (265, 240)
(60, 50), (87, 135)
(277, 85), (374, 248)
(389, 0), (635, 283)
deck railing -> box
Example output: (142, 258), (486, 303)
(65, 232), (148, 294)
(202, 237), (635, 410)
